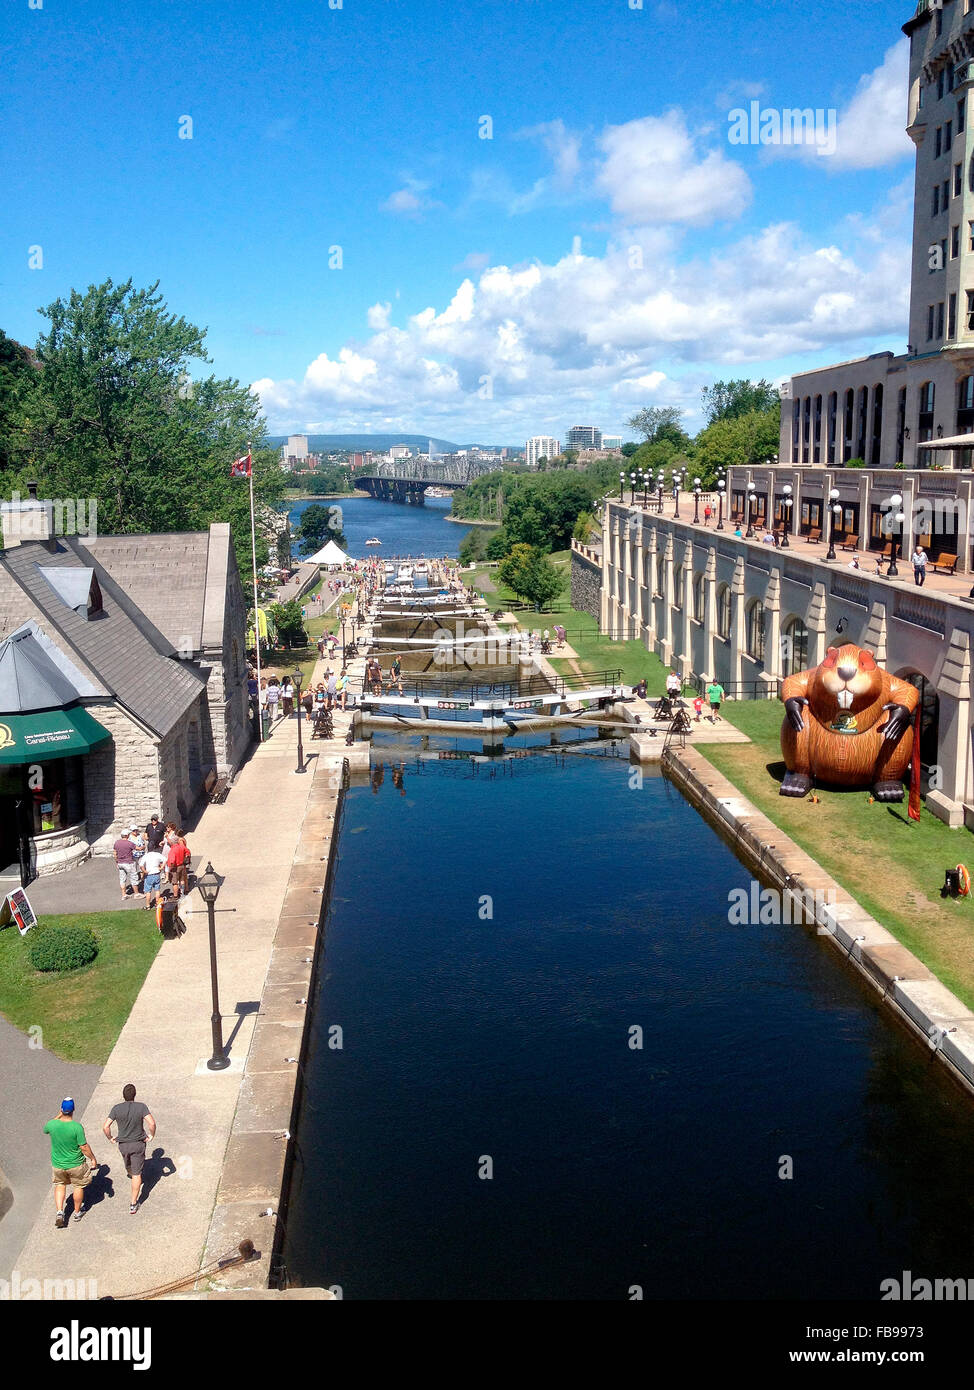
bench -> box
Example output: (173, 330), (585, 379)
(204, 769), (230, 804)
(932, 552), (958, 575)
(805, 528), (822, 543)
(840, 534), (859, 551)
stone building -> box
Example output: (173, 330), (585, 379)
(0, 493), (251, 879)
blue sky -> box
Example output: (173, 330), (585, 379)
(2, 0), (917, 442)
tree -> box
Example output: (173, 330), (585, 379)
(0, 330), (39, 474)
(701, 378), (780, 425)
(626, 405), (690, 450)
(485, 527), (510, 561)
(12, 278), (285, 589)
(294, 503), (346, 553)
(693, 409), (782, 482)
(518, 549), (563, 610)
(573, 510), (596, 543)
(498, 543), (534, 595)
(620, 441), (639, 458)
(268, 599), (306, 649)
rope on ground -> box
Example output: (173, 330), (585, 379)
(109, 1240), (260, 1301)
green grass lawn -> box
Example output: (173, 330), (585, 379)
(0, 912), (162, 1064)
(471, 551), (666, 689)
(708, 700), (974, 1009)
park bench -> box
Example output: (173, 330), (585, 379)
(932, 552), (958, 575)
(805, 527), (822, 543)
(840, 534), (859, 551)
(204, 769), (230, 804)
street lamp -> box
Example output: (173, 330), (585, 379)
(673, 471), (682, 519)
(619, 471), (625, 501)
(629, 472), (637, 503)
(745, 482), (757, 538)
(716, 481), (725, 531)
(693, 480), (701, 524)
(825, 486), (840, 560)
(887, 493), (905, 576)
(657, 471), (665, 515)
(293, 669), (306, 772)
(197, 862), (230, 1071)
(781, 483), (793, 549)
(641, 471), (649, 507)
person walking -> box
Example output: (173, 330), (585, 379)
(280, 676), (294, 718)
(265, 678), (280, 722)
(385, 654), (403, 696)
(45, 1098), (98, 1227)
(704, 503), (712, 526)
(665, 669), (682, 700)
(326, 668), (338, 710)
(336, 667), (350, 711)
(113, 829), (139, 900)
(706, 678), (725, 722)
(102, 1084), (156, 1215)
(912, 545), (928, 587)
(140, 841), (165, 910)
(168, 832), (191, 900)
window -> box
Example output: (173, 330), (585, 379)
(942, 237), (948, 266)
(952, 224), (960, 258)
(827, 391), (837, 464)
(673, 564), (683, 610)
(968, 289), (974, 329)
(919, 83), (926, 110)
(928, 303), (936, 340)
(871, 384), (883, 466)
(937, 8), (944, 39)
(933, 184), (940, 217)
(936, 126), (943, 158)
(954, 164), (962, 197)
(939, 68), (946, 100)
(857, 386), (868, 459)
(938, 300), (945, 338)
(716, 585), (731, 640)
(896, 386), (907, 460)
(945, 176), (952, 205)
(947, 120), (953, 149)
(0, 756), (86, 836)
(656, 554), (665, 595)
(960, 97), (967, 130)
(950, 291), (958, 337)
(813, 394), (822, 463)
(969, 220), (974, 251)
(693, 572), (705, 622)
(746, 601), (766, 665)
(783, 619), (809, 679)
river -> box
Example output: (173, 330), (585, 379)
(288, 493), (468, 560)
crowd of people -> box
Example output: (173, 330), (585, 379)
(112, 816), (191, 908)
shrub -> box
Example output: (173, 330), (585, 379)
(28, 925), (98, 973)
(843, 457), (866, 468)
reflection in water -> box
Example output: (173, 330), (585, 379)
(285, 734), (974, 1300)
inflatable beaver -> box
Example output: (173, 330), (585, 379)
(779, 643), (919, 801)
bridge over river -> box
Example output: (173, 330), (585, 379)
(354, 456), (497, 503)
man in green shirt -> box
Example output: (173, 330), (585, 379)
(706, 680), (725, 722)
(43, 1098), (98, 1227)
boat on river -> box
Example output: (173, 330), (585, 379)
(366, 536), (382, 546)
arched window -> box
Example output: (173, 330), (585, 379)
(782, 618), (809, 677)
(673, 565), (683, 609)
(656, 554), (666, 595)
(746, 600), (766, 664)
(900, 671), (940, 769)
(717, 584), (731, 639)
(693, 572), (705, 622)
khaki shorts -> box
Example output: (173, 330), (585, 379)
(52, 1161), (91, 1187)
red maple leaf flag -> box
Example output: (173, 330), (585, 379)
(230, 452), (252, 478)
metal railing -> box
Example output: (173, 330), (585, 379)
(358, 666), (625, 703)
(690, 676), (779, 701)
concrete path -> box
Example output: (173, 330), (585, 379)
(0, 1016), (101, 1282)
(12, 714), (320, 1299)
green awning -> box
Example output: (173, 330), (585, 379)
(0, 705), (111, 764)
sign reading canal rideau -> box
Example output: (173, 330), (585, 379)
(437, 700), (470, 710)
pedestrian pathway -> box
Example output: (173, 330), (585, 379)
(12, 713), (323, 1298)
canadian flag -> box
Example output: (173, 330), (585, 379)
(230, 452), (252, 477)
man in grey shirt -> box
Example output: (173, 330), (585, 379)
(102, 1083), (156, 1214)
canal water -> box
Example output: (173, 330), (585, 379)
(284, 732), (974, 1300)
(288, 493), (466, 560)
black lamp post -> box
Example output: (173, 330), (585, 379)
(197, 862), (230, 1071)
(825, 487), (840, 560)
(629, 472), (637, 503)
(886, 493), (904, 576)
(716, 483), (725, 531)
(619, 472), (625, 501)
(745, 483), (756, 538)
(781, 484), (792, 549)
(673, 472), (682, 520)
(657, 472), (664, 514)
(293, 669), (306, 772)
(693, 482), (701, 524)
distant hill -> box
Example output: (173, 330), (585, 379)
(263, 433), (520, 453)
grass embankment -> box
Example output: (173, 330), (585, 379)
(469, 550), (667, 688)
(0, 912), (162, 1064)
(709, 700), (974, 1010)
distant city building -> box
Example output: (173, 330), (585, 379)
(526, 436), (561, 469)
(389, 445), (412, 461)
(566, 425), (602, 451)
(602, 435), (623, 450)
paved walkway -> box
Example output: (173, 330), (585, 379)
(12, 715), (320, 1298)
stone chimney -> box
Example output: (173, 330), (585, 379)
(1, 483), (54, 550)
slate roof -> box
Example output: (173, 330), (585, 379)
(0, 626), (84, 714)
(83, 532), (211, 653)
(0, 539), (206, 738)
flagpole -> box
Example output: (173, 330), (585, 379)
(248, 441), (263, 742)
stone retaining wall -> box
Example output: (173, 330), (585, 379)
(570, 548), (601, 622)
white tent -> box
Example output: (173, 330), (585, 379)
(304, 539), (350, 568)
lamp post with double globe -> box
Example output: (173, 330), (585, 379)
(619, 472), (625, 501)
(886, 493), (905, 576)
(693, 479), (701, 524)
(745, 482), (757, 538)
(716, 481), (726, 531)
(781, 484), (793, 549)
(825, 487), (841, 560)
(657, 471), (665, 514)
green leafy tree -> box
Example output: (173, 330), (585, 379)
(295, 503), (346, 553)
(498, 543), (534, 595)
(693, 409), (781, 481)
(485, 527), (510, 561)
(268, 599), (306, 649)
(701, 379), (780, 425)
(620, 441), (639, 458)
(573, 510), (596, 543)
(12, 278), (285, 588)
(0, 330), (39, 474)
(626, 405), (690, 450)
(518, 549), (563, 610)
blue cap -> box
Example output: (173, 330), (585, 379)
(60, 1098), (75, 1113)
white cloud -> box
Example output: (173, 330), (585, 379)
(252, 181), (909, 437)
(380, 177), (437, 217)
(831, 40), (913, 170)
(596, 112), (752, 226)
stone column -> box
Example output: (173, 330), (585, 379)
(702, 547), (717, 680)
(645, 528), (659, 650)
(927, 626), (971, 827)
(659, 531), (675, 666)
(729, 555), (746, 686)
(680, 538), (694, 678)
(862, 599), (889, 666)
(807, 580), (828, 667)
(634, 527), (647, 637)
(763, 568), (782, 685)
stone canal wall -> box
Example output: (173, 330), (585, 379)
(662, 744), (974, 1095)
(570, 546), (601, 623)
